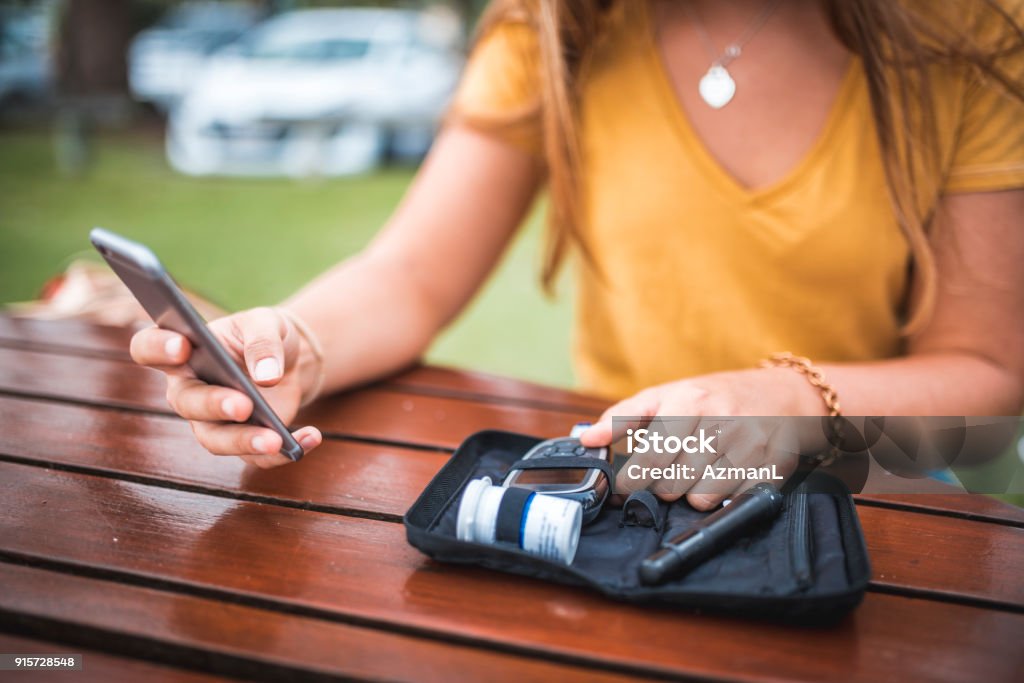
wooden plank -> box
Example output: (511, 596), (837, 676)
(4, 378), (1019, 532)
(0, 394), (445, 519)
(856, 505), (1024, 607)
(0, 462), (1021, 683)
(0, 564), (637, 683)
(302, 386), (592, 447)
(855, 493), (1024, 527)
(389, 365), (610, 413)
(0, 634), (226, 683)
(0, 345), (165, 409)
(1, 395), (1021, 609)
(3, 319), (1021, 526)
(4, 344), (1019, 519)
(0, 316), (133, 358)
(0, 316), (608, 412)
(0, 346), (594, 448)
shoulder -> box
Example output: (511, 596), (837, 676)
(468, 2), (540, 74)
(897, 0), (1024, 101)
(471, 0), (628, 56)
(472, 0), (538, 45)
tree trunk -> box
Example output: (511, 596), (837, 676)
(56, 0), (132, 96)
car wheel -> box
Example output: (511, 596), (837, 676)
(284, 120), (386, 178)
(388, 125), (435, 163)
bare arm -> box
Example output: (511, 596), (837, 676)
(282, 124), (542, 395)
(130, 124), (541, 466)
(820, 188), (1024, 415)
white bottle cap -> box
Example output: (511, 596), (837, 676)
(456, 476), (493, 543)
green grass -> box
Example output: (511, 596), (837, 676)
(0, 129), (575, 387)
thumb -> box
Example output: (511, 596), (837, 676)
(237, 307), (288, 387)
(579, 390), (662, 447)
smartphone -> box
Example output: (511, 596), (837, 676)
(90, 227), (304, 461)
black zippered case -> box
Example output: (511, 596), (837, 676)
(404, 430), (871, 622)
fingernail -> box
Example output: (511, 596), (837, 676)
(299, 431), (319, 450)
(251, 435), (267, 453)
(165, 336), (183, 358)
(570, 422), (591, 437)
(254, 358), (280, 381)
(221, 397), (239, 420)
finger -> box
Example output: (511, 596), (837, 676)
(614, 456), (657, 498)
(235, 307), (288, 387)
(615, 440), (696, 501)
(683, 437), (762, 510)
(579, 390), (661, 447)
(239, 453), (293, 469)
(192, 421), (283, 456)
(293, 425), (323, 454)
(686, 468), (796, 511)
(130, 327), (191, 368)
(686, 492), (727, 511)
(683, 423), (793, 510)
(683, 456), (749, 511)
(237, 426), (321, 468)
(612, 414), (705, 500)
(167, 376), (254, 422)
(627, 416), (707, 502)
(684, 479), (736, 510)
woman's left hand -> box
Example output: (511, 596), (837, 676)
(579, 367), (823, 510)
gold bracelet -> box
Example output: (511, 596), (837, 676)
(760, 352), (843, 465)
(275, 307), (326, 407)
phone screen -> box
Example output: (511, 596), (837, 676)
(514, 469), (591, 486)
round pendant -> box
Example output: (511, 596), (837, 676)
(698, 65), (736, 109)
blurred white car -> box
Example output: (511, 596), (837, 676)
(0, 30), (49, 105)
(166, 7), (463, 177)
(129, 2), (261, 110)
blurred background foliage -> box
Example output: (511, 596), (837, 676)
(0, 0), (576, 387)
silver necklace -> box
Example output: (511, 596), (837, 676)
(684, 0), (783, 109)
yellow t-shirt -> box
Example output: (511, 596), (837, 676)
(452, 2), (1024, 399)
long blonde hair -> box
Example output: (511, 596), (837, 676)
(474, 0), (1024, 334)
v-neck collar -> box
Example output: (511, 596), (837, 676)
(638, 0), (862, 205)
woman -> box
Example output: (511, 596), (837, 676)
(130, 0), (1024, 508)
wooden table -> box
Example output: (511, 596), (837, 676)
(0, 316), (1021, 682)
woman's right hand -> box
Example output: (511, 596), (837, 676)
(129, 306), (323, 468)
